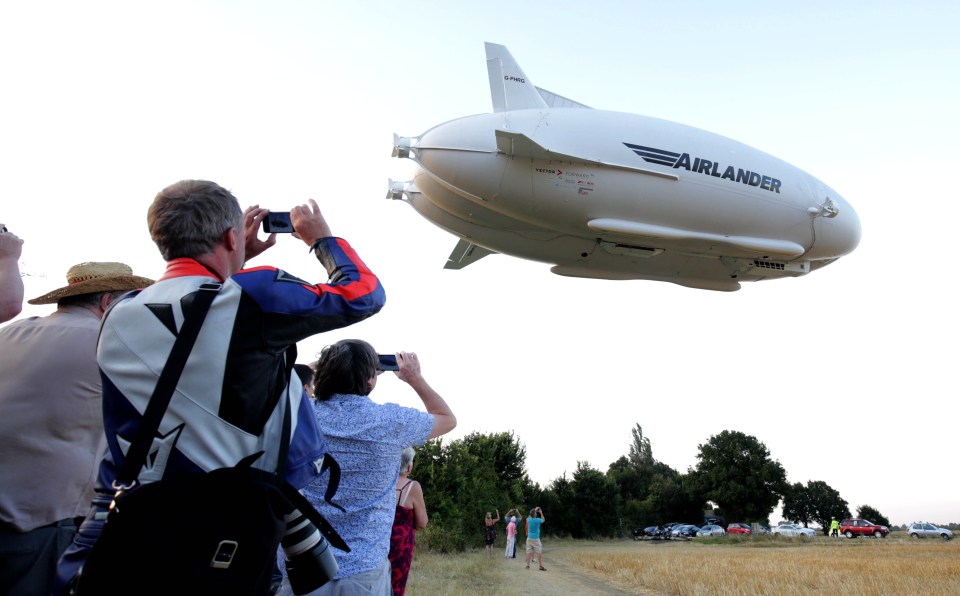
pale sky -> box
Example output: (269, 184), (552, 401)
(2, 0), (958, 526)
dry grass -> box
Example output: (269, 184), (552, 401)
(567, 536), (960, 595)
(406, 550), (506, 595)
(406, 535), (960, 595)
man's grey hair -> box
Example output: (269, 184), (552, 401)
(400, 446), (416, 473)
(147, 180), (243, 261)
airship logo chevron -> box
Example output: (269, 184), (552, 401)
(623, 142), (782, 193)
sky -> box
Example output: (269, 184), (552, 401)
(2, 0), (958, 526)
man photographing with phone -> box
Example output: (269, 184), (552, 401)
(525, 507), (546, 571)
(55, 180), (386, 593)
(285, 341), (455, 595)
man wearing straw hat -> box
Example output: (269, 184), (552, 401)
(0, 261), (153, 596)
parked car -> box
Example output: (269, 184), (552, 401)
(839, 518), (889, 538)
(661, 522), (682, 532)
(906, 522), (953, 540)
(726, 523), (752, 535)
(671, 524), (700, 538)
(756, 524), (772, 534)
(642, 525), (672, 538)
(697, 524), (726, 537)
(772, 523), (816, 537)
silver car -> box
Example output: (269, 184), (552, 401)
(907, 522), (953, 540)
(772, 523), (816, 537)
(697, 524), (726, 537)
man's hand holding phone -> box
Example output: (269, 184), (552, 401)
(256, 200), (332, 249)
(290, 199), (333, 247)
(243, 206), (277, 261)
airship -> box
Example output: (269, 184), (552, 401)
(388, 42), (861, 291)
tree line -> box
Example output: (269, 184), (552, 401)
(408, 424), (897, 551)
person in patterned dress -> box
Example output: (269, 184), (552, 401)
(388, 447), (427, 595)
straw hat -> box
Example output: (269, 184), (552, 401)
(28, 262), (154, 305)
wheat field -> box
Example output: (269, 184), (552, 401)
(406, 534), (960, 595)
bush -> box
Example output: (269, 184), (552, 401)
(418, 523), (469, 553)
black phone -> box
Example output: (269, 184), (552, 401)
(262, 211), (293, 233)
(377, 354), (399, 371)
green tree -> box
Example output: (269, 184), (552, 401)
(607, 424), (705, 531)
(608, 425), (657, 531)
(540, 474), (573, 537)
(806, 481), (850, 533)
(628, 424), (654, 470)
(644, 470), (704, 525)
(608, 456), (645, 502)
(690, 430), (787, 522)
(459, 431), (529, 505)
(569, 461), (619, 538)
(781, 482), (813, 526)
(414, 432), (534, 552)
(856, 504), (891, 528)
(415, 439), (486, 551)
(783, 480), (849, 533)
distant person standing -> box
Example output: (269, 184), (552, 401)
(389, 447), (427, 596)
(484, 509), (500, 557)
(830, 517), (840, 538)
(524, 507), (546, 571)
(504, 510), (520, 559)
(0, 261), (153, 596)
(0, 223), (24, 323)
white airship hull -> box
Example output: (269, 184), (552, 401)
(390, 43), (860, 291)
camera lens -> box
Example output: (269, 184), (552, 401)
(281, 509), (339, 595)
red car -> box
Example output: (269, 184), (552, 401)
(726, 523), (752, 535)
(839, 518), (889, 538)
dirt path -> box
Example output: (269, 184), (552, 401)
(495, 541), (645, 595)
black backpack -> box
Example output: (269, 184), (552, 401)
(72, 463), (346, 595)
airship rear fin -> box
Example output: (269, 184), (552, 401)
(495, 130), (678, 180)
(485, 42), (549, 112)
(444, 239), (496, 270)
(535, 87), (591, 109)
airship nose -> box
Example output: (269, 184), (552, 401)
(809, 190), (861, 261)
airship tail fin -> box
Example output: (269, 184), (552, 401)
(485, 42), (549, 112)
(444, 239), (496, 270)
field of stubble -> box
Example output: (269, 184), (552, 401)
(406, 534), (960, 595)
